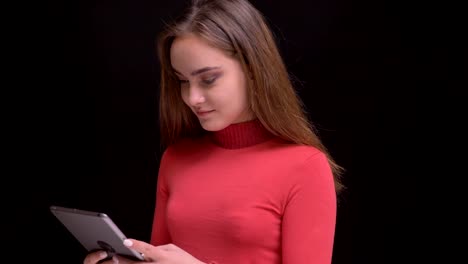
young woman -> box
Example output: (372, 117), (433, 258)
(84, 0), (343, 263)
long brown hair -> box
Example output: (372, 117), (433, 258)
(156, 0), (344, 193)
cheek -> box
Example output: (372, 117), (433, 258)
(231, 84), (249, 107)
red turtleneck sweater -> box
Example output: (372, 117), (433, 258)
(150, 120), (337, 264)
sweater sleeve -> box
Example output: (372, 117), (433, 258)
(282, 152), (337, 264)
(150, 150), (172, 246)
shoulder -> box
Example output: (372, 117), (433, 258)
(160, 136), (208, 161)
(157, 137), (207, 178)
(267, 140), (333, 181)
(268, 139), (327, 163)
(165, 137), (200, 153)
(263, 141), (336, 205)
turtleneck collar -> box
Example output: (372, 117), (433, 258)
(209, 119), (274, 149)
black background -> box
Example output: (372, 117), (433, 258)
(15, 0), (465, 263)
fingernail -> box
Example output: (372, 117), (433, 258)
(123, 239), (133, 247)
(112, 256), (119, 264)
(99, 251), (108, 259)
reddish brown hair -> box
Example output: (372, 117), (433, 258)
(156, 0), (344, 193)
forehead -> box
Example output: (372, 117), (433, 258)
(170, 35), (231, 74)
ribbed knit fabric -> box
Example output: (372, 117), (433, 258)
(151, 119), (337, 264)
(209, 119), (274, 149)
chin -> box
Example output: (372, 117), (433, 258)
(199, 119), (230, 131)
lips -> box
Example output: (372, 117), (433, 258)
(195, 110), (215, 117)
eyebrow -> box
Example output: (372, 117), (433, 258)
(173, 66), (221, 77)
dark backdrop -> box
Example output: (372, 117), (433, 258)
(16, 0), (465, 263)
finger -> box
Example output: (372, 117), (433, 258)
(98, 258), (119, 264)
(123, 239), (154, 259)
(83, 251), (108, 264)
(112, 255), (138, 264)
(123, 239), (152, 253)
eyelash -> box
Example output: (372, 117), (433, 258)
(202, 77), (217, 85)
(178, 76), (218, 86)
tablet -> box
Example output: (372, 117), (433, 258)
(50, 205), (145, 261)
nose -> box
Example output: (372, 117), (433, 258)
(185, 85), (206, 106)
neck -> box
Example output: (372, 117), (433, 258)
(209, 119), (274, 149)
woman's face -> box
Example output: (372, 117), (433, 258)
(170, 34), (254, 131)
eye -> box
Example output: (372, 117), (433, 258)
(201, 74), (220, 86)
(178, 79), (189, 86)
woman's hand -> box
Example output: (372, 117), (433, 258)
(110, 239), (205, 264)
(83, 250), (119, 264)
